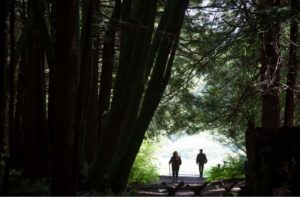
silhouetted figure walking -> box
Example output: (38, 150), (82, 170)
(169, 151), (182, 183)
(196, 149), (207, 178)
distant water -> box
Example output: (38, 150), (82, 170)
(154, 132), (241, 176)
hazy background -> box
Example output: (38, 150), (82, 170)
(154, 132), (241, 176)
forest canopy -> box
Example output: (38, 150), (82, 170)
(0, 0), (300, 195)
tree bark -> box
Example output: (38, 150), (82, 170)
(98, 0), (121, 139)
(75, 0), (98, 171)
(89, 0), (156, 188)
(259, 0), (281, 129)
(22, 19), (48, 177)
(248, 1), (282, 195)
(284, 0), (298, 127)
(0, 0), (8, 152)
(9, 1), (28, 165)
(88, 0), (135, 188)
(84, 54), (99, 163)
(89, 0), (188, 193)
(12, 51), (25, 165)
(107, 0), (188, 193)
(8, 0), (16, 161)
(81, 0), (104, 165)
(50, 0), (78, 194)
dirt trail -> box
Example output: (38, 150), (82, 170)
(158, 175), (204, 185)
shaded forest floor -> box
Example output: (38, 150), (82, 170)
(0, 165), (245, 196)
(131, 175), (245, 196)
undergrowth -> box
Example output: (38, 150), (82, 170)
(207, 155), (245, 181)
(128, 140), (159, 185)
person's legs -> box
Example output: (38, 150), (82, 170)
(198, 165), (201, 177)
(175, 168), (179, 182)
(172, 168), (176, 182)
(199, 164), (204, 178)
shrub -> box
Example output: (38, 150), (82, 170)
(207, 155), (245, 181)
(128, 140), (160, 184)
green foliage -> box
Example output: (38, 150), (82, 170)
(128, 140), (159, 184)
(207, 155), (245, 181)
(149, 0), (261, 144)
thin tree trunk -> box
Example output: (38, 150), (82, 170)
(84, 57), (99, 163)
(47, 0), (55, 181)
(13, 51), (25, 165)
(12, 1), (28, 166)
(0, 0), (8, 152)
(8, 0), (16, 161)
(76, 0), (100, 183)
(82, 0), (103, 163)
(98, 0), (121, 133)
(51, 0), (77, 194)
(284, 0), (298, 127)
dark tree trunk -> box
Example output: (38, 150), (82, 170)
(84, 0), (102, 163)
(50, 0), (78, 194)
(12, 51), (25, 166)
(22, 24), (48, 177)
(89, 0), (151, 188)
(8, 0), (16, 160)
(109, 1), (186, 188)
(0, 0), (8, 152)
(284, 0), (298, 127)
(83, 0), (103, 162)
(77, 0), (98, 164)
(98, 0), (121, 133)
(84, 57), (99, 163)
(88, 0), (126, 188)
(10, 0), (28, 164)
(47, 0), (55, 176)
(246, 126), (300, 195)
(247, 1), (282, 195)
(259, 0), (281, 130)
(88, 0), (121, 185)
(91, 0), (188, 193)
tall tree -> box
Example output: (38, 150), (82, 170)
(89, 0), (189, 193)
(284, 0), (299, 127)
(8, 0), (16, 160)
(21, 0), (48, 176)
(98, 0), (121, 140)
(77, 0), (98, 165)
(50, 0), (78, 194)
(108, 0), (189, 191)
(259, 0), (281, 129)
(0, 0), (8, 152)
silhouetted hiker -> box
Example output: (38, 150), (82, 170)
(196, 149), (207, 178)
(169, 151), (182, 183)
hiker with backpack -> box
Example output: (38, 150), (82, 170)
(196, 149), (207, 178)
(169, 151), (182, 183)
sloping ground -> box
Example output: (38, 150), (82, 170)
(131, 175), (244, 196)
